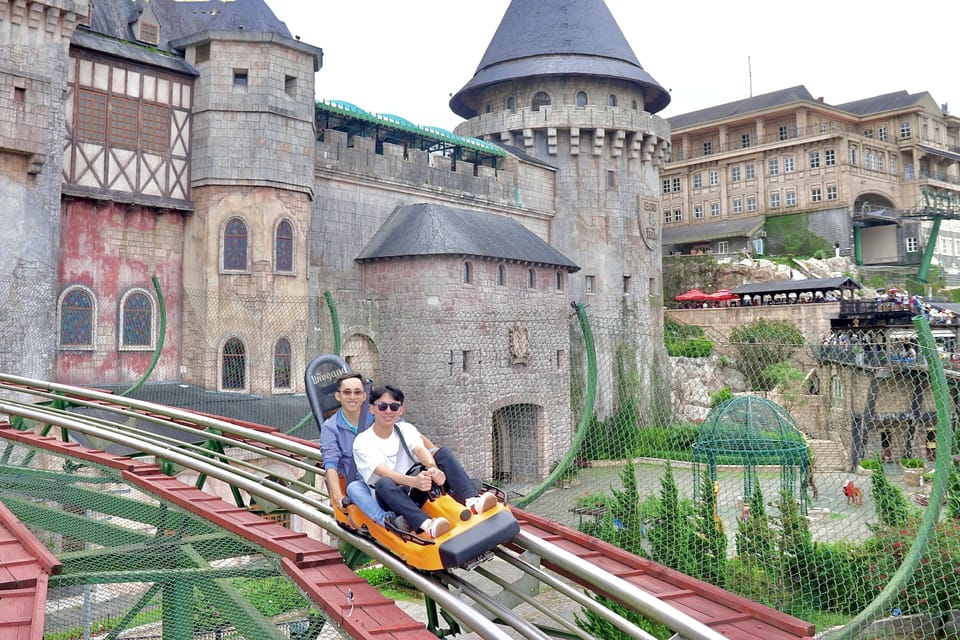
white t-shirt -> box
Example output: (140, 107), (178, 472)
(353, 422), (425, 489)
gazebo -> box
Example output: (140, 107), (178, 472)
(692, 396), (809, 512)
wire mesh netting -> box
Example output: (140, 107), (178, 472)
(1, 276), (960, 639)
(0, 440), (324, 639)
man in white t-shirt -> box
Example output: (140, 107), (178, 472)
(353, 384), (496, 539)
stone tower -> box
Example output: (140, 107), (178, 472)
(450, 0), (673, 415)
(0, 0), (87, 378)
(172, 6), (321, 394)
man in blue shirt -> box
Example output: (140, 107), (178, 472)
(319, 372), (393, 523)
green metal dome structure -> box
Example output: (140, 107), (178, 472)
(692, 396), (810, 511)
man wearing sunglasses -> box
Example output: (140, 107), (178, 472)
(354, 384), (497, 539)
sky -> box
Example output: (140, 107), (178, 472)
(267, 0), (959, 132)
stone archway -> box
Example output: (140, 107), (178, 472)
(341, 334), (379, 381)
(491, 403), (541, 482)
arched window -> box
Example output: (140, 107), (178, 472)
(273, 337), (292, 389)
(59, 286), (95, 348)
(831, 375), (844, 406)
(120, 289), (154, 349)
(532, 92), (551, 111)
(463, 261), (473, 284)
(274, 219), (294, 273)
(222, 337), (246, 390)
(526, 268), (536, 288)
(608, 94), (617, 107)
(632, 99), (639, 110)
(222, 217), (248, 271)
(506, 96), (516, 113)
(496, 264), (506, 286)
(555, 271), (564, 291)
(576, 91), (587, 107)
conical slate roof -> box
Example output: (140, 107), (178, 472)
(450, 0), (669, 118)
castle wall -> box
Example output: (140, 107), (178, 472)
(309, 127), (559, 301)
(0, 0), (84, 379)
(55, 200), (184, 384)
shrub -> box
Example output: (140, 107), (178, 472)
(729, 319), (804, 391)
(635, 423), (700, 458)
(664, 319), (714, 357)
(900, 457), (925, 469)
(709, 386), (733, 407)
(861, 518), (960, 615)
(575, 594), (673, 640)
(859, 457), (881, 471)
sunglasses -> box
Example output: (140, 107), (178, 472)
(375, 402), (402, 411)
(338, 389), (365, 396)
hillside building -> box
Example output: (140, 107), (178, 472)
(660, 86), (960, 284)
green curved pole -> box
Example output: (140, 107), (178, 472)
(121, 275), (167, 397)
(826, 315), (955, 640)
(516, 302), (597, 508)
(324, 290), (341, 356)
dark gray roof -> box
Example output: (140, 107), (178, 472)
(71, 29), (197, 76)
(832, 90), (926, 116)
(356, 203), (580, 272)
(450, 0), (669, 118)
(84, 0), (290, 54)
(662, 216), (765, 246)
(495, 143), (559, 170)
(667, 86), (818, 130)
(732, 277), (861, 296)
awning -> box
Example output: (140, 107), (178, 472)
(662, 216), (765, 246)
(918, 144), (960, 163)
(733, 276), (861, 296)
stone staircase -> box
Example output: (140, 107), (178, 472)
(808, 438), (848, 471)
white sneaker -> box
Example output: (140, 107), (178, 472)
(466, 492), (497, 515)
(421, 517), (450, 539)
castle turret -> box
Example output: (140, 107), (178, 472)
(170, 1), (322, 394)
(451, 0), (673, 416)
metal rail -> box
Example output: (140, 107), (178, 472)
(0, 373), (729, 640)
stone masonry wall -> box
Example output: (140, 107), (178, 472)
(358, 255), (573, 481)
(0, 0), (84, 379)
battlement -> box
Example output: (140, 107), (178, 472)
(0, 0), (87, 44)
(315, 128), (539, 210)
(457, 104), (672, 166)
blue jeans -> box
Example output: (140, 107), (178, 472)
(346, 479), (392, 524)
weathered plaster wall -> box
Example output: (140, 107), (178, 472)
(56, 200), (184, 384)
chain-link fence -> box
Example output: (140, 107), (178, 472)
(3, 276), (960, 639)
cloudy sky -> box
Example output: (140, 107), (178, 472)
(267, 0), (958, 132)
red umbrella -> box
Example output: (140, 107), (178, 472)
(675, 289), (708, 302)
(707, 289), (739, 301)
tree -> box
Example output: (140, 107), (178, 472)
(689, 469), (727, 587)
(648, 461), (695, 575)
(869, 463), (912, 528)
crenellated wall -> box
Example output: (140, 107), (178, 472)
(314, 128), (558, 215)
(0, 0), (86, 45)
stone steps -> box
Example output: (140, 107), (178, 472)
(808, 438), (847, 471)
